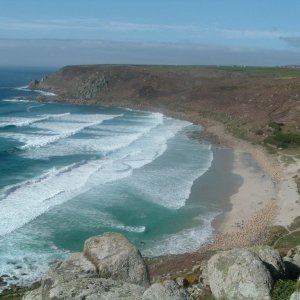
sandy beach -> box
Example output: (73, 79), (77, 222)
(199, 117), (300, 249)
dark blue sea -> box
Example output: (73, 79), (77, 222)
(0, 68), (218, 288)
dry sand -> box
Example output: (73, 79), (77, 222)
(197, 117), (300, 249)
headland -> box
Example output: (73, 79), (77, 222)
(29, 64), (300, 247)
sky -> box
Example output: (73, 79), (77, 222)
(0, 0), (300, 67)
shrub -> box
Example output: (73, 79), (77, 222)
(295, 176), (300, 195)
(264, 132), (300, 148)
(269, 122), (284, 133)
(255, 129), (264, 135)
(272, 279), (296, 300)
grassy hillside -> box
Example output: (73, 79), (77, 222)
(30, 65), (300, 149)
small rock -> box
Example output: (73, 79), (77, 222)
(176, 277), (189, 288)
(192, 264), (201, 274)
(142, 280), (193, 300)
(290, 291), (300, 300)
(189, 283), (212, 300)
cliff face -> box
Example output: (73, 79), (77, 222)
(30, 65), (300, 141)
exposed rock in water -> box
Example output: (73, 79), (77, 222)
(207, 248), (273, 300)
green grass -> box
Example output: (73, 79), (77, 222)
(275, 231), (300, 249)
(97, 64), (300, 78)
(0, 291), (26, 299)
(272, 279), (296, 300)
(215, 66), (300, 78)
(288, 216), (300, 231)
(269, 122), (284, 133)
(267, 225), (289, 247)
(255, 129), (264, 136)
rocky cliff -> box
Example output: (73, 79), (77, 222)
(22, 233), (300, 300)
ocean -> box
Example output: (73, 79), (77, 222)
(0, 68), (221, 289)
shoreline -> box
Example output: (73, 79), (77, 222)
(36, 97), (299, 239)
(2, 95), (298, 293)
(34, 97), (299, 239)
(116, 106), (299, 247)
(196, 116), (300, 250)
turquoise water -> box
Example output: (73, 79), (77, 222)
(0, 68), (218, 288)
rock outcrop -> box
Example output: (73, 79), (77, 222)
(83, 232), (149, 287)
(23, 233), (150, 300)
(207, 249), (273, 300)
(251, 245), (286, 279)
(24, 278), (145, 300)
(21, 233), (300, 300)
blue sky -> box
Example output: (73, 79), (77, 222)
(0, 0), (300, 66)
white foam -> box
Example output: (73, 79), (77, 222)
(0, 161), (99, 236)
(0, 155), (145, 236)
(22, 113), (163, 158)
(0, 114), (190, 237)
(34, 90), (57, 96)
(15, 86), (56, 96)
(15, 85), (29, 91)
(0, 230), (67, 291)
(27, 104), (45, 112)
(0, 113), (70, 128)
(112, 225), (146, 233)
(121, 121), (213, 209)
(0, 113), (122, 149)
(2, 99), (34, 103)
(142, 212), (218, 257)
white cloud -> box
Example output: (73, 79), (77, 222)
(1, 18), (299, 42)
(0, 18), (102, 31)
(103, 21), (201, 33)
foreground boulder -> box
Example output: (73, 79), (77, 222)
(207, 249), (273, 300)
(24, 278), (145, 300)
(84, 232), (149, 286)
(23, 233), (150, 299)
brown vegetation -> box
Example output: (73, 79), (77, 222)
(31, 65), (300, 146)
